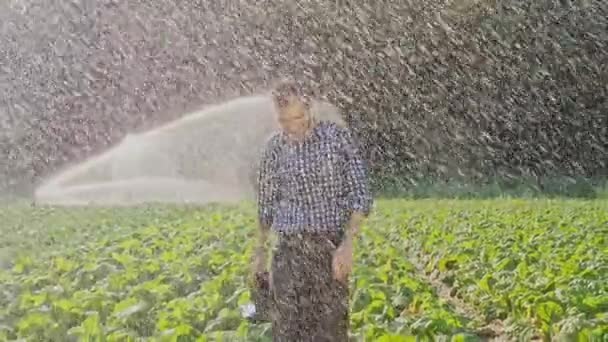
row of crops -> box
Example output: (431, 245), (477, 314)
(0, 200), (606, 340)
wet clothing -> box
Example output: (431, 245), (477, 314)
(255, 121), (373, 341)
(256, 121), (373, 234)
(270, 231), (349, 342)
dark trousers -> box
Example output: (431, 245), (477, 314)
(270, 231), (349, 342)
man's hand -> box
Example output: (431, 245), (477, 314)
(251, 224), (269, 282)
(252, 247), (267, 274)
(333, 212), (364, 283)
(332, 238), (353, 284)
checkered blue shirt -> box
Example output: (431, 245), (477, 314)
(256, 121), (373, 233)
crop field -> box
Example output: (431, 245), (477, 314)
(0, 199), (606, 341)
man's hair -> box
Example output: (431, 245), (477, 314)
(270, 78), (310, 107)
(272, 79), (299, 97)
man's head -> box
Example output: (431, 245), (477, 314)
(271, 79), (313, 139)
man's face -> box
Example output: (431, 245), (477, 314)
(275, 96), (309, 139)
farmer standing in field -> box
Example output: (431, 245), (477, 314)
(253, 79), (373, 341)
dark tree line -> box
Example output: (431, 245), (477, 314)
(1, 0), (606, 194)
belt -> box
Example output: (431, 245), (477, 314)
(276, 230), (343, 246)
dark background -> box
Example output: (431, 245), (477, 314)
(1, 0), (606, 196)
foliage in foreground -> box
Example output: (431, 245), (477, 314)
(0, 199), (606, 341)
(372, 200), (608, 340)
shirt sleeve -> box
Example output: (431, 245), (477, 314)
(256, 136), (280, 227)
(337, 126), (373, 217)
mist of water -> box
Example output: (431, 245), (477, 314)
(33, 94), (346, 206)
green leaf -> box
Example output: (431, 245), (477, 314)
(377, 334), (417, 342)
(535, 300), (564, 324)
(451, 333), (482, 342)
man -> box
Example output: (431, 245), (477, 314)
(253, 79), (373, 341)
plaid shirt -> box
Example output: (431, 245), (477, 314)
(256, 121), (373, 233)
